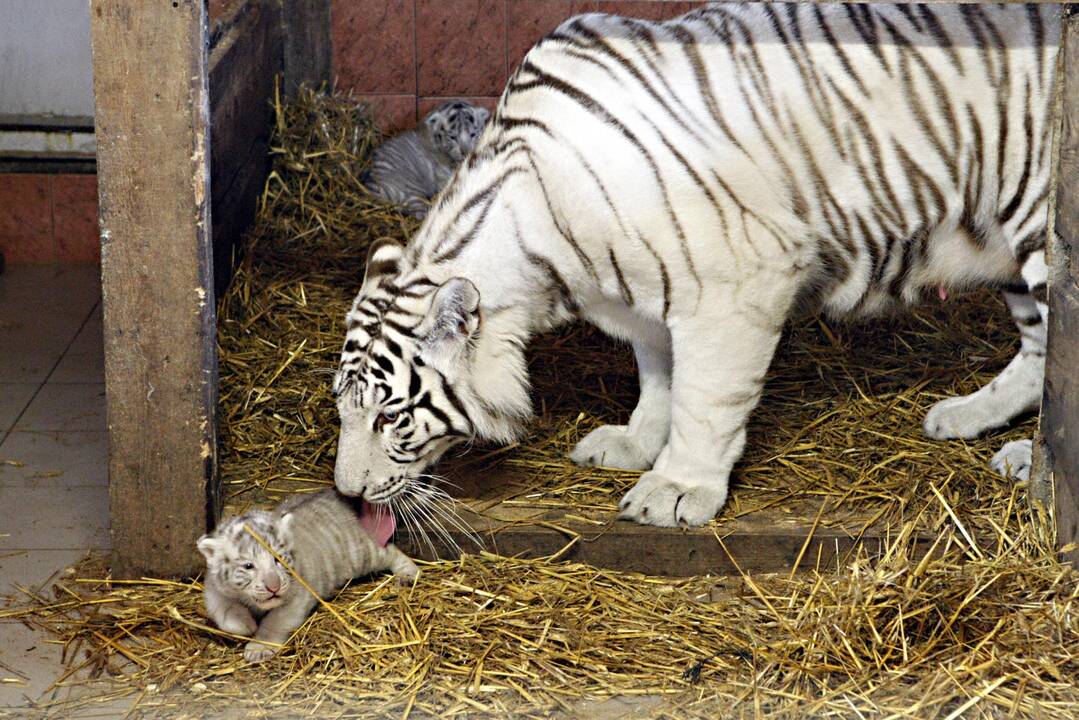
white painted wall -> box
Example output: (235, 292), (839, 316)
(0, 0), (94, 118)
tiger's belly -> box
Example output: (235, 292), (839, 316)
(821, 223), (1022, 320)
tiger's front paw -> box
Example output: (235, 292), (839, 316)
(923, 396), (997, 440)
(244, 640), (280, 663)
(990, 439), (1032, 481)
(617, 472), (727, 528)
(570, 425), (658, 471)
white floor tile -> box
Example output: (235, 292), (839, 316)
(47, 350), (104, 385)
(0, 385), (38, 435)
(0, 620), (68, 708)
(12, 385), (105, 433)
(0, 432), (107, 487)
(0, 548), (87, 601)
(0, 485), (109, 550)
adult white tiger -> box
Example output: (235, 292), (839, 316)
(332, 3), (1058, 528)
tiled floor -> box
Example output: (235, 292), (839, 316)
(0, 264), (112, 712)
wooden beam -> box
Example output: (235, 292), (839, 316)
(281, 0), (331, 96)
(208, 0), (282, 295)
(90, 0), (218, 578)
(394, 467), (935, 577)
(1044, 5), (1079, 568)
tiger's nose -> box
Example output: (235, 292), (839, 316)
(264, 577), (280, 594)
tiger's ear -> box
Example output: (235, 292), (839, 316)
(360, 238), (404, 294)
(197, 535), (220, 562)
(421, 278), (480, 360)
(475, 107), (490, 125)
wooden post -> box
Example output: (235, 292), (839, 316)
(1043, 5), (1079, 568)
(281, 0), (331, 96)
(90, 0), (218, 578)
(207, 0), (283, 295)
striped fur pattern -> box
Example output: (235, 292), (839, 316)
(334, 3), (1058, 527)
(364, 101), (491, 219)
(197, 490), (417, 662)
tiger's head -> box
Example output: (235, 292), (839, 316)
(197, 510), (295, 610)
(425, 100), (491, 163)
(331, 239), (531, 502)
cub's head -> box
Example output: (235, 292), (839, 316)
(197, 510), (295, 610)
(331, 239), (530, 502)
(424, 100), (491, 163)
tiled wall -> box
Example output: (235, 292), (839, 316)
(1, 1), (701, 265)
(333, 0), (704, 131)
(0, 174), (99, 264)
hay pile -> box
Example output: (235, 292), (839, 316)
(2, 87), (1076, 718)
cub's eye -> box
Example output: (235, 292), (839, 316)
(241, 562), (255, 571)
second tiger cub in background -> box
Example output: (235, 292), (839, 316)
(364, 100), (490, 219)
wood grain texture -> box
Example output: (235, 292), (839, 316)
(209, 0), (282, 295)
(396, 467), (935, 576)
(282, 0), (331, 96)
(1045, 5), (1079, 568)
(90, 0), (218, 578)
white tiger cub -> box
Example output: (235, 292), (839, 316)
(364, 100), (491, 219)
(197, 489), (417, 662)
(331, 4), (1058, 527)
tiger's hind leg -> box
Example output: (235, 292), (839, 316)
(923, 251), (1047, 443)
(571, 317), (671, 471)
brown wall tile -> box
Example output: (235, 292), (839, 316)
(594, 1), (701, 21)
(417, 96), (499, 120)
(358, 94), (418, 133)
(417, 0), (507, 97)
(333, 0), (417, 95)
(0, 175), (54, 263)
(53, 175), (100, 263)
(506, 1), (597, 72)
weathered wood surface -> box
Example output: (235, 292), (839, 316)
(208, 0), (282, 295)
(396, 466), (935, 577)
(1044, 5), (1079, 568)
(90, 0), (218, 579)
(281, 0), (331, 96)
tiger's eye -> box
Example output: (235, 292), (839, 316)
(375, 409), (398, 431)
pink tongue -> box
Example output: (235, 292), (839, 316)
(358, 501), (396, 547)
(938, 285), (949, 301)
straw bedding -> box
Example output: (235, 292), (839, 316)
(2, 88), (1075, 719)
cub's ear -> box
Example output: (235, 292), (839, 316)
(276, 512), (294, 542)
(196, 535), (220, 562)
(475, 107), (491, 125)
(425, 110), (446, 133)
(421, 278), (480, 358)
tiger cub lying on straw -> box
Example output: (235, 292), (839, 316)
(363, 100), (490, 219)
(197, 489), (418, 662)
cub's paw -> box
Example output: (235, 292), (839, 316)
(219, 609), (258, 637)
(243, 641), (279, 663)
(394, 558), (420, 586)
(990, 439), (1032, 481)
(923, 396), (996, 440)
(617, 472), (727, 528)
(570, 425), (657, 471)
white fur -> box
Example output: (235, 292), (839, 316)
(335, 4), (1058, 527)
